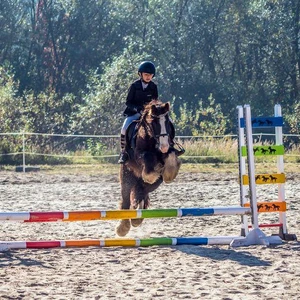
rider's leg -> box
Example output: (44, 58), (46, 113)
(168, 119), (185, 156)
(118, 134), (127, 163)
(118, 113), (140, 164)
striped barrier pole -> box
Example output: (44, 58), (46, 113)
(0, 236), (244, 250)
(0, 207), (251, 222)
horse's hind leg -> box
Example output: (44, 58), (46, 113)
(115, 166), (132, 237)
(130, 185), (148, 227)
(115, 198), (131, 236)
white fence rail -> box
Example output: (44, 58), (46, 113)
(1, 132), (300, 172)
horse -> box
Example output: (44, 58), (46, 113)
(116, 100), (184, 236)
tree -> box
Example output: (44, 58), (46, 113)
(71, 49), (148, 135)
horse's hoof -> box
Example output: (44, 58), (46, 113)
(131, 218), (144, 227)
(115, 219), (131, 237)
(163, 171), (177, 183)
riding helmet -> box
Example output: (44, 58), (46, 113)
(138, 61), (156, 77)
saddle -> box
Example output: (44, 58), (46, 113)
(125, 120), (139, 161)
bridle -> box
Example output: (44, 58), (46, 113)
(147, 110), (185, 154)
(137, 104), (185, 156)
(139, 109), (171, 149)
(150, 111), (170, 141)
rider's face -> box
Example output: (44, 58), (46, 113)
(141, 72), (154, 82)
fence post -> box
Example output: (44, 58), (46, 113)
(22, 131), (25, 173)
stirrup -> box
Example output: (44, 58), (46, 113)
(175, 148), (185, 156)
(118, 152), (128, 164)
(172, 141), (185, 156)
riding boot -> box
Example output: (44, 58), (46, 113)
(118, 134), (128, 164)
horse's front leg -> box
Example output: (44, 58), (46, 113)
(140, 151), (163, 184)
(130, 183), (149, 227)
(162, 151), (181, 183)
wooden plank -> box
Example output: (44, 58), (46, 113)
(242, 173), (286, 185)
(244, 201), (286, 213)
(241, 145), (284, 156)
(240, 116), (283, 128)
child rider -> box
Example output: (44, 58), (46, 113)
(118, 61), (158, 164)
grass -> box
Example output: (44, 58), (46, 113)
(2, 161), (299, 175)
(1, 138), (300, 174)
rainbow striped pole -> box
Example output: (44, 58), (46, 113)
(0, 236), (244, 250)
(0, 207), (251, 222)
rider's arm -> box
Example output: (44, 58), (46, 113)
(125, 84), (139, 112)
(126, 84), (135, 105)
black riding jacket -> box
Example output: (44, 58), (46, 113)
(123, 79), (158, 117)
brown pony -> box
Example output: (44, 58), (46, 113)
(116, 100), (183, 236)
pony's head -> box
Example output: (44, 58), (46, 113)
(143, 100), (172, 154)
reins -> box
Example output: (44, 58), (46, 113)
(136, 102), (185, 155)
(140, 110), (170, 144)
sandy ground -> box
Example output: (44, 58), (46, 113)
(0, 168), (299, 300)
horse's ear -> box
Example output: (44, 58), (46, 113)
(165, 102), (170, 111)
(151, 104), (158, 115)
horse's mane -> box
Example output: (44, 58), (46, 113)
(143, 99), (163, 113)
(141, 100), (168, 121)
